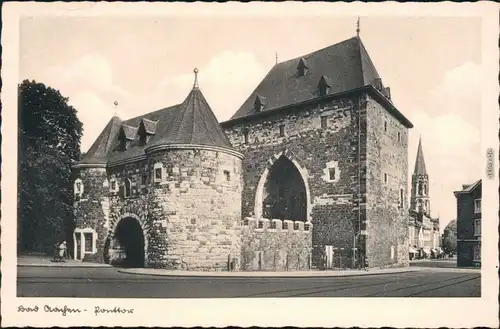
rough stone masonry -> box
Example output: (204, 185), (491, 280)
(72, 35), (413, 271)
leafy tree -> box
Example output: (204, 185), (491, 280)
(442, 220), (457, 254)
(18, 80), (83, 253)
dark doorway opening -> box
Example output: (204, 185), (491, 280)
(263, 155), (307, 221)
(114, 217), (145, 268)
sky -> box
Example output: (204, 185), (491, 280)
(19, 15), (482, 230)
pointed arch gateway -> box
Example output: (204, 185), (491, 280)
(254, 150), (311, 222)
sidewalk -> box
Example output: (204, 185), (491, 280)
(17, 255), (111, 268)
(118, 266), (419, 278)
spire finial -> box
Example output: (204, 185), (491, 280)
(113, 100), (119, 117)
(356, 16), (360, 37)
(275, 52), (278, 65)
(193, 67), (199, 89)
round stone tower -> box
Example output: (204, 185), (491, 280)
(145, 68), (244, 271)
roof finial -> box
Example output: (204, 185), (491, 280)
(113, 100), (119, 117)
(356, 16), (360, 37)
(275, 52), (278, 65)
(193, 67), (199, 90)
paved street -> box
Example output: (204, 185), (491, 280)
(17, 266), (480, 298)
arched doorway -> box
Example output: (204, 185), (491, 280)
(262, 155), (307, 221)
(114, 217), (145, 268)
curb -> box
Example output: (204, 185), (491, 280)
(18, 263), (112, 268)
(117, 268), (420, 278)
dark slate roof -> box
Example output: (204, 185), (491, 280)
(455, 179), (481, 195)
(230, 36), (383, 120)
(413, 137), (427, 175)
(78, 115), (122, 165)
(140, 118), (158, 135)
(149, 86), (233, 149)
(77, 81), (234, 166)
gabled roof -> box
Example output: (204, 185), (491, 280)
(454, 179), (481, 196)
(139, 118), (158, 135)
(76, 69), (234, 167)
(119, 124), (138, 141)
(229, 36), (383, 120)
(413, 137), (427, 175)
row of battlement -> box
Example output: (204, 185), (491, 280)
(241, 217), (312, 232)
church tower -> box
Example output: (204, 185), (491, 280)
(410, 137), (430, 216)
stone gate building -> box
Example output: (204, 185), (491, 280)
(72, 35), (413, 270)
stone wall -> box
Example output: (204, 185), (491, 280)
(223, 96), (361, 268)
(73, 167), (109, 263)
(364, 95), (409, 267)
(148, 148), (243, 271)
(240, 217), (312, 271)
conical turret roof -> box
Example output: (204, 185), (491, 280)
(151, 68), (233, 149)
(413, 137), (427, 175)
(78, 115), (122, 165)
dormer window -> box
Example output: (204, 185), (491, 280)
(138, 118), (158, 145)
(297, 57), (309, 76)
(318, 75), (331, 97)
(254, 94), (266, 112)
(118, 124), (138, 150)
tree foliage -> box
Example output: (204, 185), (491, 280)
(18, 80), (83, 253)
(442, 219), (457, 253)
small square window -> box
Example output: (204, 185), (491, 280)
(304, 223), (310, 231)
(293, 222), (299, 230)
(191, 218), (196, 225)
(243, 219), (249, 226)
(270, 221), (277, 229)
(155, 168), (162, 180)
(224, 170), (231, 182)
(258, 221), (264, 229)
(384, 121), (388, 132)
(329, 168), (336, 181)
(283, 222), (288, 230)
(321, 116), (327, 129)
(279, 124), (285, 137)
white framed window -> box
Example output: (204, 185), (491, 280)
(474, 198), (481, 214)
(474, 219), (481, 237)
(73, 227), (97, 258)
(124, 178), (132, 198)
(321, 161), (340, 183)
(109, 178), (118, 193)
(153, 162), (163, 182)
(473, 244), (481, 262)
(74, 178), (84, 197)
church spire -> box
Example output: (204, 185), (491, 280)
(413, 136), (427, 175)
